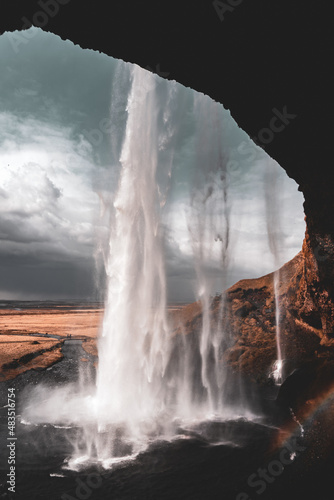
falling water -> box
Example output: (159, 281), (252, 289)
(21, 63), (252, 465)
(264, 161), (283, 384)
(188, 93), (230, 413)
(272, 272), (283, 384)
(95, 65), (170, 430)
(91, 66), (236, 457)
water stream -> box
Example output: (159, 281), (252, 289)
(22, 63), (256, 466)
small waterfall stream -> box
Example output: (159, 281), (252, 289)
(264, 160), (284, 385)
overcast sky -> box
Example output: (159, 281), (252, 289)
(0, 27), (305, 302)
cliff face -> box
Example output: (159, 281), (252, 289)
(223, 252), (306, 381)
(298, 226), (334, 343)
(199, 168), (334, 382)
(223, 241), (334, 382)
(174, 229), (334, 385)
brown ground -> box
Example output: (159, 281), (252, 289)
(0, 307), (104, 381)
(0, 304), (186, 381)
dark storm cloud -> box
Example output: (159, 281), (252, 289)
(164, 230), (270, 303)
(0, 256), (95, 300)
(0, 217), (50, 243)
(0, 27), (306, 301)
(0, 117), (98, 299)
(1, 27), (119, 166)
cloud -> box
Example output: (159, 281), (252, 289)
(0, 28), (306, 301)
(162, 151), (306, 302)
(0, 111), (102, 298)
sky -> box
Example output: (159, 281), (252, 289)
(0, 27), (306, 302)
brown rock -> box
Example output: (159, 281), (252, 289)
(174, 238), (334, 385)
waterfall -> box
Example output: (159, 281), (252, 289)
(95, 66), (169, 428)
(272, 271), (283, 384)
(21, 62), (251, 466)
(91, 65), (236, 457)
(264, 160), (283, 384)
(188, 93), (230, 413)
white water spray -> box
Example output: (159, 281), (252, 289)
(95, 66), (169, 427)
(22, 63), (254, 464)
(272, 272), (283, 384)
(188, 93), (230, 413)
